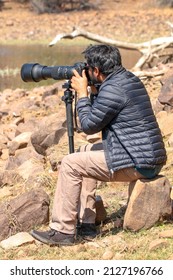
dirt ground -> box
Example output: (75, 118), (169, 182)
(0, 0), (173, 44)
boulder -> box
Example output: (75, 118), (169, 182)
(31, 113), (67, 155)
(123, 175), (172, 231)
(0, 188), (50, 242)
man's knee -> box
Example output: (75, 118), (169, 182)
(61, 153), (74, 166)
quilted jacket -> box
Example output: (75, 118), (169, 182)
(76, 66), (167, 172)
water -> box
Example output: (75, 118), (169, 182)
(0, 44), (141, 91)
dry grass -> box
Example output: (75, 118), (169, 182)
(0, 133), (173, 260)
(0, 179), (173, 260)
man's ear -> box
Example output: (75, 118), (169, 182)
(94, 67), (100, 76)
(94, 67), (105, 82)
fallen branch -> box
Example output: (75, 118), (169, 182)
(133, 63), (173, 80)
(133, 68), (168, 79)
(49, 27), (173, 71)
(49, 27), (173, 50)
(49, 27), (141, 50)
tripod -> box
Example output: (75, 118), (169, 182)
(62, 80), (82, 233)
(61, 80), (75, 154)
(61, 81), (105, 233)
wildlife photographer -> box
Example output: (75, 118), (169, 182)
(31, 44), (167, 246)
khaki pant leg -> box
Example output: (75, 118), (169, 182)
(50, 149), (109, 234)
(50, 148), (145, 234)
(78, 143), (103, 225)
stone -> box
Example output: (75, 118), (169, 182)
(0, 232), (35, 249)
(8, 131), (32, 155)
(157, 112), (173, 136)
(123, 176), (172, 231)
(102, 250), (114, 260)
(0, 188), (50, 242)
(158, 69), (173, 107)
(17, 159), (44, 180)
(0, 170), (23, 187)
(168, 133), (173, 147)
(149, 239), (168, 251)
(159, 229), (173, 238)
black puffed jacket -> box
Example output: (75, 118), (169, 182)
(76, 66), (167, 172)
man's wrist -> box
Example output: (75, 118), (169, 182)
(78, 92), (88, 98)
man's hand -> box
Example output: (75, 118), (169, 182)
(71, 69), (88, 99)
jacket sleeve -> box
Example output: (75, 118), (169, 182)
(76, 84), (126, 135)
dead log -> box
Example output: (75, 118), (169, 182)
(0, 188), (50, 241)
(49, 27), (173, 71)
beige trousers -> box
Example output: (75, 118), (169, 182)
(50, 143), (144, 234)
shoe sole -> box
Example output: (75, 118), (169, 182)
(30, 230), (74, 246)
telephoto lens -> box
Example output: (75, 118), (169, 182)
(21, 62), (87, 82)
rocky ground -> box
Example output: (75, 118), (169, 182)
(0, 0), (173, 43)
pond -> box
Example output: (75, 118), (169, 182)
(0, 44), (141, 91)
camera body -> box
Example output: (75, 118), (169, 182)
(21, 62), (90, 83)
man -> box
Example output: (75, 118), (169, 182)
(31, 44), (167, 246)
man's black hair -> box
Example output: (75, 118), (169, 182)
(82, 44), (122, 76)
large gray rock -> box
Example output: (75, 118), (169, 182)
(123, 175), (172, 231)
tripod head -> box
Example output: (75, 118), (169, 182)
(61, 80), (74, 105)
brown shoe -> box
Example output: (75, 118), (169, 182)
(30, 229), (74, 246)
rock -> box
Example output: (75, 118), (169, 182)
(168, 133), (173, 147)
(16, 119), (40, 135)
(17, 158), (44, 180)
(0, 170), (23, 187)
(102, 250), (114, 260)
(0, 232), (35, 249)
(3, 123), (18, 141)
(0, 188), (50, 242)
(113, 217), (123, 228)
(149, 239), (168, 251)
(158, 68), (173, 109)
(5, 146), (44, 170)
(0, 133), (8, 145)
(157, 112), (173, 136)
(31, 113), (67, 155)
(8, 131), (32, 155)
(159, 229), (173, 238)
(123, 176), (172, 231)
(31, 126), (66, 155)
(152, 99), (164, 114)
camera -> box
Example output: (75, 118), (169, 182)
(21, 62), (90, 83)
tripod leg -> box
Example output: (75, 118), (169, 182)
(62, 82), (75, 154)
